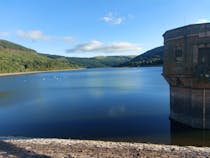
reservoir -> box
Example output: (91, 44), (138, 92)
(0, 67), (210, 146)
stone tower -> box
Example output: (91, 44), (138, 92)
(163, 23), (210, 129)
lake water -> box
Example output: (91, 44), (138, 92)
(0, 67), (210, 146)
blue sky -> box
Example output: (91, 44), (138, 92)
(0, 0), (210, 57)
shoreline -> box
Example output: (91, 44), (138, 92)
(0, 68), (85, 77)
(0, 138), (209, 157)
(0, 67), (163, 77)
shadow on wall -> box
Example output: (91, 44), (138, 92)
(0, 140), (50, 158)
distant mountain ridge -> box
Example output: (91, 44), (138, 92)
(42, 54), (135, 68)
(0, 40), (35, 52)
(0, 40), (78, 73)
(0, 40), (135, 73)
(119, 46), (164, 67)
(0, 39), (163, 73)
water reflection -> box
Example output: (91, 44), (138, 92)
(0, 92), (16, 107)
(0, 67), (209, 147)
(0, 92), (7, 97)
(170, 120), (210, 146)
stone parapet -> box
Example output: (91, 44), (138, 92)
(163, 23), (210, 40)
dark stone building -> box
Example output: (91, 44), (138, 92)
(163, 23), (210, 129)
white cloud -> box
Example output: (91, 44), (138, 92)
(196, 19), (210, 24)
(0, 32), (10, 37)
(17, 30), (74, 42)
(127, 14), (135, 20)
(101, 12), (124, 25)
(63, 36), (74, 42)
(67, 40), (102, 52)
(66, 40), (141, 53)
(17, 30), (50, 41)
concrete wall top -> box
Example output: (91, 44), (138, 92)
(163, 23), (210, 40)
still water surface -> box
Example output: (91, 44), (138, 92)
(0, 67), (210, 146)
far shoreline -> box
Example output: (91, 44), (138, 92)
(0, 66), (163, 77)
(0, 68), (85, 77)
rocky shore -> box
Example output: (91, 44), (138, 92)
(0, 138), (209, 158)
